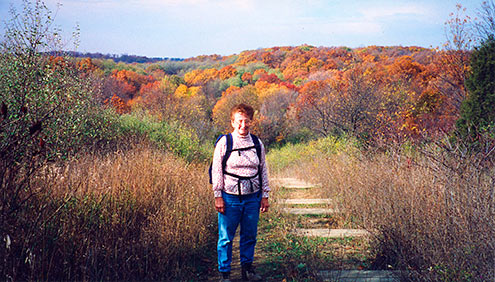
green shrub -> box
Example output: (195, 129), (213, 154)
(116, 112), (211, 162)
(267, 135), (357, 173)
(456, 36), (495, 143)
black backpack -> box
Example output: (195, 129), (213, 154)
(209, 133), (263, 196)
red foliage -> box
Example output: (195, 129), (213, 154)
(257, 73), (281, 84)
(241, 72), (253, 83)
(110, 69), (155, 100)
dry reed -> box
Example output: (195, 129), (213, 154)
(2, 144), (216, 281)
(292, 144), (495, 281)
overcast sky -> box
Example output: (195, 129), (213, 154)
(0, 0), (482, 58)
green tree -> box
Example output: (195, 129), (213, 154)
(456, 36), (495, 139)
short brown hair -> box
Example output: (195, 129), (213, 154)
(230, 103), (254, 120)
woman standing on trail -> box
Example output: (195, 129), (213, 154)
(211, 103), (270, 282)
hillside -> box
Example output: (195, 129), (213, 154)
(79, 44), (468, 146)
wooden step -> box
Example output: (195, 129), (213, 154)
(280, 198), (332, 205)
(271, 177), (320, 189)
(317, 270), (399, 282)
(282, 207), (337, 215)
(292, 228), (370, 238)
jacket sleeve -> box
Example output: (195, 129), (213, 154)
(212, 136), (226, 198)
(259, 140), (271, 198)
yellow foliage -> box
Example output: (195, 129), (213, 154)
(174, 84), (189, 98)
(188, 86), (202, 97)
(254, 80), (283, 101)
(174, 84), (203, 98)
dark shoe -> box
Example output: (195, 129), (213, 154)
(219, 271), (232, 282)
(242, 263), (262, 281)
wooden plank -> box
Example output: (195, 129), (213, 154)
(282, 208), (337, 215)
(292, 228), (370, 238)
(280, 198), (332, 205)
(317, 270), (399, 282)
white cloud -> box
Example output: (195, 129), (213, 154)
(329, 21), (382, 34)
(295, 17), (383, 36)
(360, 4), (432, 20)
(130, 0), (208, 7)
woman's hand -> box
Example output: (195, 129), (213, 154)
(260, 198), (269, 213)
(215, 197), (225, 214)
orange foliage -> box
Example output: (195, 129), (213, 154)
(222, 86), (241, 97)
(218, 66), (237, 80)
(387, 56), (424, 82)
(236, 51), (258, 65)
(304, 57), (324, 72)
(77, 57), (98, 73)
(111, 69), (155, 99)
(139, 81), (161, 96)
(104, 94), (130, 114)
(48, 56), (71, 70)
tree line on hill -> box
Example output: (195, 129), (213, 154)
(46, 51), (184, 64)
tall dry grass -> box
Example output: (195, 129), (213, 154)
(288, 141), (495, 281)
(2, 144), (216, 281)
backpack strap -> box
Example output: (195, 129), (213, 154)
(250, 134), (262, 162)
(250, 134), (263, 195)
(209, 133), (232, 185)
(222, 133), (233, 175)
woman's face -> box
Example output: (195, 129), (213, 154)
(231, 111), (251, 136)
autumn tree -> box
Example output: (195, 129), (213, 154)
(241, 72), (253, 84)
(184, 68), (218, 86)
(296, 66), (383, 139)
(258, 87), (298, 145)
(338, 68), (382, 137)
(106, 69), (154, 100)
(212, 86), (259, 133)
(134, 75), (213, 142)
(436, 4), (475, 114)
(296, 80), (336, 136)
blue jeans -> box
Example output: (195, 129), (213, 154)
(217, 191), (261, 273)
